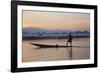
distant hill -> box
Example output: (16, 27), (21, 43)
(22, 27), (71, 34)
(22, 27), (47, 33)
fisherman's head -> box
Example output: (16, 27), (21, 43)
(69, 32), (71, 35)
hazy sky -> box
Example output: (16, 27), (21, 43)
(22, 10), (90, 31)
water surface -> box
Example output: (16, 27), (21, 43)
(22, 38), (90, 62)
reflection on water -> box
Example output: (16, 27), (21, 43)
(22, 38), (90, 62)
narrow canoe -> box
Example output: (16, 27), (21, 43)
(30, 43), (89, 48)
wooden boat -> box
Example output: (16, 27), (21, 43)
(30, 43), (89, 48)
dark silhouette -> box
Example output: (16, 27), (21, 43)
(66, 32), (72, 46)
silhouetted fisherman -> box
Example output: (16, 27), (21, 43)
(66, 32), (72, 47)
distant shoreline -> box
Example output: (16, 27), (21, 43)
(22, 36), (90, 40)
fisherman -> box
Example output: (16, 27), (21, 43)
(66, 32), (72, 46)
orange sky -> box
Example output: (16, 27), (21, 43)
(22, 10), (90, 31)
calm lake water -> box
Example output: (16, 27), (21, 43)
(22, 38), (90, 62)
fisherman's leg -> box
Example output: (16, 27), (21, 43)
(66, 41), (68, 46)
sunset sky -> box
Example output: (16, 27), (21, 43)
(22, 10), (90, 31)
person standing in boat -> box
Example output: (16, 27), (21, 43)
(66, 32), (72, 47)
